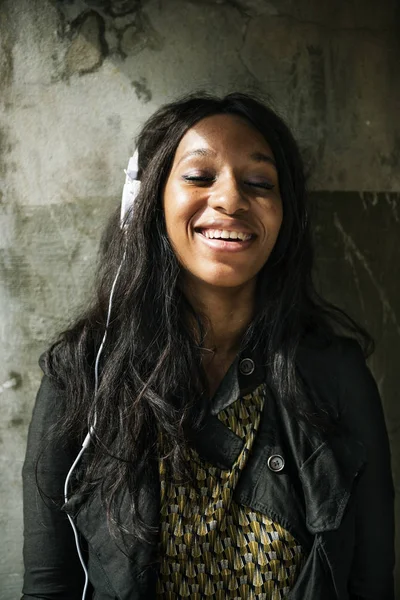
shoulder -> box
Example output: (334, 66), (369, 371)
(296, 332), (381, 422)
(32, 351), (67, 429)
(296, 331), (365, 381)
(297, 331), (367, 385)
(298, 330), (364, 361)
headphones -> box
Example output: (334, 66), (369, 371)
(121, 149), (140, 228)
(63, 152), (141, 600)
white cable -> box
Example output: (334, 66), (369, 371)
(64, 446), (90, 599)
(64, 150), (139, 599)
(94, 247), (127, 402)
(63, 249), (127, 600)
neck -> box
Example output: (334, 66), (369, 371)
(184, 278), (256, 360)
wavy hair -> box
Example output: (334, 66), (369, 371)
(42, 92), (372, 544)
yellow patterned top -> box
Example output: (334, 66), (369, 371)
(156, 384), (306, 599)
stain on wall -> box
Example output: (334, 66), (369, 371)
(131, 76), (152, 103)
(65, 10), (108, 76)
(0, 15), (14, 91)
(0, 0), (399, 597)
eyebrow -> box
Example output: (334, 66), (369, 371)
(177, 148), (216, 165)
(177, 148), (277, 169)
(249, 151), (277, 168)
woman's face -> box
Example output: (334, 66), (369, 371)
(162, 114), (283, 291)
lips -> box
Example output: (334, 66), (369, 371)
(195, 218), (256, 235)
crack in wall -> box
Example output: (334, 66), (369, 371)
(235, 12), (266, 92)
(269, 14), (393, 37)
(184, 0), (396, 32)
(359, 192), (400, 223)
(83, 0), (141, 18)
(333, 213), (400, 337)
(384, 193), (399, 223)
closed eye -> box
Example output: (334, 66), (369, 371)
(182, 175), (275, 190)
(245, 181), (275, 190)
(182, 175), (214, 184)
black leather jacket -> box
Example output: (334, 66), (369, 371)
(22, 336), (395, 599)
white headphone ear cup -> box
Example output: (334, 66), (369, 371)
(121, 179), (141, 228)
(120, 150), (141, 229)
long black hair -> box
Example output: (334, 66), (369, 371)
(42, 92), (371, 543)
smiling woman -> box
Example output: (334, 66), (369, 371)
(22, 93), (394, 600)
(162, 113), (284, 397)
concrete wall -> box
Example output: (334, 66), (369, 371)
(0, 0), (398, 597)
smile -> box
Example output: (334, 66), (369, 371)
(195, 229), (256, 252)
(200, 229), (253, 241)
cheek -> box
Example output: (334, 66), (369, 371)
(163, 180), (182, 238)
(164, 182), (203, 240)
(163, 186), (193, 254)
(260, 199), (283, 239)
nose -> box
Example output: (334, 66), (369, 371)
(208, 173), (249, 215)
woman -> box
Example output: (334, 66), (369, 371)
(22, 93), (395, 600)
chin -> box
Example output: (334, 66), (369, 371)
(194, 269), (257, 291)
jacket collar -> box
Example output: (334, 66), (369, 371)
(210, 344), (265, 415)
(188, 343), (265, 469)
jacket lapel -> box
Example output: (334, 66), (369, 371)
(295, 339), (366, 535)
(234, 342), (366, 548)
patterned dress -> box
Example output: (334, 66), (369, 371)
(156, 384), (306, 599)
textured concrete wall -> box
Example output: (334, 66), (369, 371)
(0, 0), (399, 597)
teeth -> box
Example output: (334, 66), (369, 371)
(202, 229), (252, 241)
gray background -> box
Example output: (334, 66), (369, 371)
(0, 0), (399, 597)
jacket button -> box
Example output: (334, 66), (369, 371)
(267, 455), (285, 472)
(239, 358), (255, 375)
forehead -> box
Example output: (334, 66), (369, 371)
(173, 113), (275, 162)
